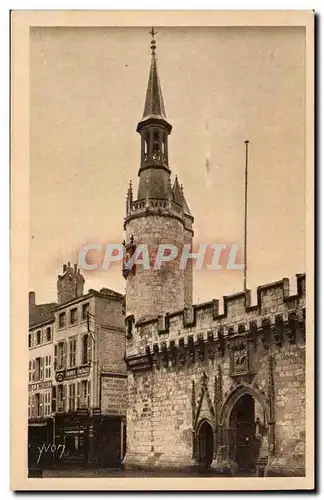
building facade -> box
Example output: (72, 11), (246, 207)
(28, 297), (55, 469)
(123, 36), (306, 477)
(28, 263), (127, 470)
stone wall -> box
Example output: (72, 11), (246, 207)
(124, 274), (306, 476)
(183, 221), (193, 308)
(99, 327), (126, 373)
(95, 295), (125, 331)
(125, 214), (186, 320)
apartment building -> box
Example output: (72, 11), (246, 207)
(28, 263), (127, 470)
(28, 292), (56, 467)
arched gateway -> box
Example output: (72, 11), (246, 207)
(219, 385), (271, 474)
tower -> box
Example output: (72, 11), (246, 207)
(123, 29), (194, 322)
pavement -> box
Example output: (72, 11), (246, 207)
(39, 467), (218, 478)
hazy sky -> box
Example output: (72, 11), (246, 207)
(30, 26), (305, 305)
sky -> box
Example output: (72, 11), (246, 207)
(30, 26), (306, 305)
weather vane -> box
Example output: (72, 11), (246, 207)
(149, 26), (158, 55)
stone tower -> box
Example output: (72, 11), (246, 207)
(57, 262), (85, 304)
(123, 30), (194, 322)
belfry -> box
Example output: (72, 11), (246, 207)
(123, 28), (194, 322)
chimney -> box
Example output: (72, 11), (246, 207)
(29, 291), (36, 309)
(57, 262), (85, 304)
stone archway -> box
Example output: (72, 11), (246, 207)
(219, 385), (271, 475)
(196, 419), (214, 472)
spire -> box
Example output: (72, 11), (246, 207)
(136, 28), (172, 200)
(172, 175), (183, 206)
(172, 176), (193, 216)
(137, 28), (171, 134)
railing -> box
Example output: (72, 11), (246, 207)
(143, 152), (168, 166)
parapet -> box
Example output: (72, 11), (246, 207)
(126, 274), (306, 364)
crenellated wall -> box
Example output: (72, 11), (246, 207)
(124, 274), (306, 476)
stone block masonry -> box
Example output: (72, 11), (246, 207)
(125, 214), (187, 321)
(124, 274), (306, 476)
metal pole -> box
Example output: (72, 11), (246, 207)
(244, 140), (249, 292)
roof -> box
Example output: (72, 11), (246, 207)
(137, 51), (172, 134)
(29, 303), (56, 329)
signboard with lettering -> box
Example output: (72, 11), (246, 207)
(78, 366), (90, 376)
(101, 376), (127, 416)
(55, 366), (90, 382)
(28, 380), (52, 392)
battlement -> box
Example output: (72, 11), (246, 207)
(125, 274), (306, 364)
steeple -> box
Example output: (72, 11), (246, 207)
(123, 30), (195, 321)
(137, 28), (171, 133)
(136, 28), (172, 201)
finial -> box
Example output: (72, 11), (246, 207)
(149, 26), (158, 55)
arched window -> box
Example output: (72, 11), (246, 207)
(144, 133), (149, 154)
(152, 131), (160, 154)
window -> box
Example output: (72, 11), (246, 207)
(44, 392), (51, 416)
(70, 308), (78, 325)
(28, 396), (31, 418)
(46, 326), (52, 342)
(126, 317), (133, 338)
(68, 383), (76, 412)
(36, 330), (42, 345)
(45, 355), (51, 378)
(59, 312), (66, 329)
(28, 361), (32, 382)
(81, 334), (91, 365)
(52, 386), (56, 413)
(82, 303), (89, 321)
(80, 380), (89, 408)
(35, 357), (42, 381)
(28, 334), (32, 348)
(68, 337), (77, 367)
(153, 131), (160, 154)
(57, 384), (65, 412)
(34, 393), (41, 417)
(55, 342), (66, 370)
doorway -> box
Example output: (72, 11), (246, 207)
(197, 420), (214, 471)
(228, 394), (261, 473)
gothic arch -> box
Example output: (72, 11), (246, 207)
(220, 384), (270, 428)
(195, 418), (214, 471)
(196, 417), (214, 433)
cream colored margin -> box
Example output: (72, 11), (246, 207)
(10, 9), (314, 491)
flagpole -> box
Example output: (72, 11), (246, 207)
(243, 140), (249, 292)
